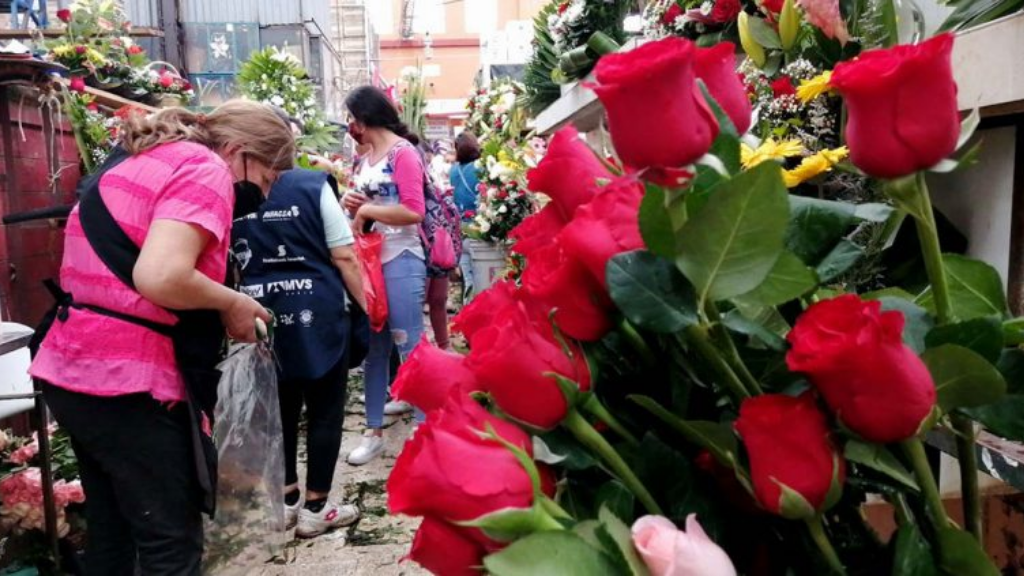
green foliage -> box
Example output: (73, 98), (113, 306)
(521, 3), (562, 116)
(399, 69), (427, 138)
(238, 47), (338, 151)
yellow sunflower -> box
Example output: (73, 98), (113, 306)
(741, 138), (805, 170)
(797, 71), (834, 104)
(782, 146), (849, 188)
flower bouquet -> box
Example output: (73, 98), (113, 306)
(386, 32), (1019, 576)
(465, 80), (527, 144)
(465, 139), (536, 244)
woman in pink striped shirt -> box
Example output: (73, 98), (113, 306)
(30, 101), (295, 575)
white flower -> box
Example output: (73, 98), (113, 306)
(498, 205), (508, 214)
(270, 95), (285, 106)
(479, 221), (492, 233)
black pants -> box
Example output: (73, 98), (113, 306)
(279, 355), (349, 493)
(42, 382), (203, 576)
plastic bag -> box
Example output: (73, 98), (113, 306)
(355, 231), (389, 332)
(203, 343), (285, 575)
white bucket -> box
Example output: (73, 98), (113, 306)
(468, 239), (508, 295)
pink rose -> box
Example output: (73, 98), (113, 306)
(632, 514), (737, 576)
(9, 440), (39, 465)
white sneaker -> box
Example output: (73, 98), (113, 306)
(285, 499), (302, 530)
(295, 502), (360, 538)
(347, 433), (385, 466)
(384, 400), (413, 415)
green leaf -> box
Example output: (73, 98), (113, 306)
(607, 251), (699, 333)
(484, 531), (620, 576)
(844, 440), (919, 491)
(854, 203), (896, 222)
(574, 520), (604, 548)
(676, 162), (789, 305)
(594, 482), (634, 525)
(630, 396), (739, 467)
(918, 255), (1009, 321)
(747, 15), (783, 48)
(734, 251), (818, 306)
(878, 297), (934, 353)
(721, 308), (788, 351)
(815, 240), (865, 283)
(459, 505), (561, 542)
(963, 349), (1024, 440)
(785, 196), (857, 264)
(635, 433), (724, 539)
(924, 317), (1004, 363)
(596, 507), (652, 576)
(1003, 317), (1024, 346)
(892, 525), (939, 576)
(936, 526), (1000, 576)
(997, 348), (1024, 394)
(923, 344), (1007, 413)
(539, 429), (598, 471)
(640, 185), (675, 259)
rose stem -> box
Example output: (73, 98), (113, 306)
(539, 495), (573, 521)
(901, 438), (951, 531)
(804, 517), (847, 575)
(562, 410), (663, 515)
(705, 302), (763, 395)
(581, 395), (640, 447)
(908, 173), (981, 541)
(890, 492), (915, 527)
(681, 326), (752, 401)
(618, 318), (658, 369)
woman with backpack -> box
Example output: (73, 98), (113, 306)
(341, 85), (428, 465)
(450, 131), (481, 303)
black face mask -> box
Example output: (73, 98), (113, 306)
(231, 155), (266, 219)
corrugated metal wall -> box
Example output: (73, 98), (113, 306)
(179, 0), (330, 26)
(124, 0), (160, 27)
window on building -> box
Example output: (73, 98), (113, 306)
(412, 0), (445, 34)
(183, 22), (259, 107)
(464, 0), (497, 34)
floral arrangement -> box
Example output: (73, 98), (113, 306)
(521, 3), (562, 116)
(642, 0), (745, 44)
(465, 139), (536, 243)
(237, 47), (339, 151)
(385, 33), (1018, 576)
(545, 0), (629, 81)
(62, 89), (137, 173)
(464, 80), (526, 143)
(0, 427), (84, 543)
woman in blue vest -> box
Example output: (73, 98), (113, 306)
(232, 155), (367, 538)
(450, 131), (481, 302)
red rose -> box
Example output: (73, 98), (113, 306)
(74, 45), (86, 55)
(510, 206), (567, 258)
(526, 126), (611, 222)
(762, 0), (785, 13)
(69, 76), (86, 93)
(735, 392), (844, 518)
(558, 178), (645, 289)
(388, 392), (537, 521)
(407, 517), (488, 576)
(592, 37), (718, 171)
(662, 3), (685, 24)
(57, 8), (71, 22)
(159, 73), (175, 88)
(771, 76), (797, 97)
(695, 42), (753, 135)
(392, 338), (480, 415)
(451, 280), (519, 346)
(86, 102), (99, 112)
(521, 241), (615, 342)
(127, 45), (144, 55)
(787, 295), (937, 443)
(829, 33), (960, 179)
(466, 301), (592, 429)
(710, 0), (742, 22)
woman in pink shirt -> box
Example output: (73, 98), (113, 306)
(30, 100), (295, 575)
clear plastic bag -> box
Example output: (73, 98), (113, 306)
(203, 343), (285, 575)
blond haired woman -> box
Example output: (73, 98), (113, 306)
(30, 101), (295, 576)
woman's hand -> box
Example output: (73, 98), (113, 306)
(343, 191), (369, 214)
(352, 204), (373, 236)
(221, 293), (272, 343)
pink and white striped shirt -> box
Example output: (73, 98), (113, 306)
(30, 142), (234, 403)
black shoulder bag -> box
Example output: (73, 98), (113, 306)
(35, 147), (222, 516)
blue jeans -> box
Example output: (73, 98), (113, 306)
(459, 238), (474, 302)
(365, 251), (426, 429)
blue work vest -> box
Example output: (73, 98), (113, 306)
(231, 169), (349, 381)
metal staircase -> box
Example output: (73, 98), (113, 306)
(330, 0), (378, 97)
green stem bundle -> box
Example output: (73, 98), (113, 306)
(805, 517), (847, 575)
(901, 438), (951, 531)
(682, 325), (751, 401)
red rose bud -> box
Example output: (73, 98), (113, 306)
(787, 295), (937, 443)
(592, 37), (718, 171)
(527, 126), (612, 224)
(735, 393), (845, 518)
(451, 280), (519, 347)
(710, 0), (742, 23)
(69, 76), (86, 93)
(558, 178), (645, 289)
(521, 241), (615, 342)
(407, 517), (488, 576)
(387, 392), (538, 521)
(762, 0), (785, 13)
(662, 3), (685, 24)
(829, 33), (959, 179)
(74, 45), (86, 55)
(695, 42), (753, 135)
(466, 301), (592, 429)
(57, 8), (71, 22)
(771, 76), (797, 97)
(391, 337), (480, 415)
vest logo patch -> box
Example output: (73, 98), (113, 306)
(266, 278), (314, 294)
(240, 284), (264, 298)
(262, 205), (301, 221)
(232, 239), (253, 270)
(299, 309), (314, 326)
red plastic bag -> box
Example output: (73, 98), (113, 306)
(355, 232), (389, 332)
